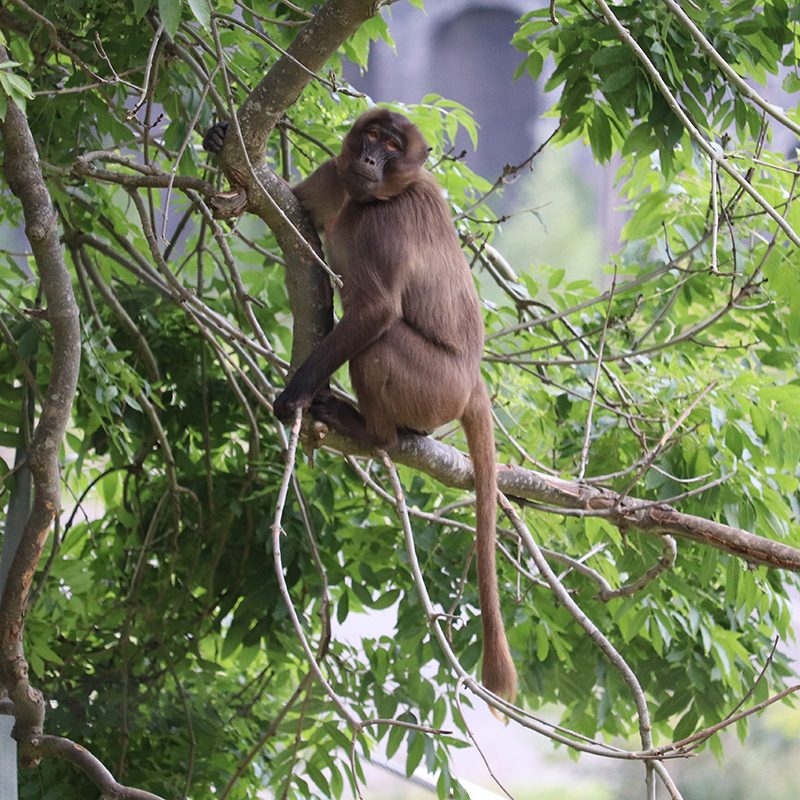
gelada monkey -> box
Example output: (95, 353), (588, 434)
(204, 109), (517, 705)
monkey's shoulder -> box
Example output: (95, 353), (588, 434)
(293, 159), (346, 230)
(326, 171), (464, 284)
(393, 171), (452, 212)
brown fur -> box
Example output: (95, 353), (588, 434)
(274, 109), (518, 705)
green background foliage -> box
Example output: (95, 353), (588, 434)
(0, 0), (798, 797)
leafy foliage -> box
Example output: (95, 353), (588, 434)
(514, 0), (797, 172)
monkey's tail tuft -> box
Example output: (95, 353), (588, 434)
(482, 626), (518, 716)
(461, 383), (518, 716)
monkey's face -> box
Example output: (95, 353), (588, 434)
(339, 110), (429, 202)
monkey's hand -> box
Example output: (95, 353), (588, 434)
(202, 121), (229, 153)
(273, 384), (314, 424)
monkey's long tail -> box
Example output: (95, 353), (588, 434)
(461, 384), (518, 708)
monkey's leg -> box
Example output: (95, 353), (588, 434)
(351, 322), (473, 434)
(309, 394), (393, 448)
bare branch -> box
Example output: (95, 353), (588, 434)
(0, 58), (80, 749)
(272, 410), (360, 727)
(70, 151), (216, 196)
(30, 736), (166, 800)
(655, 681), (800, 757)
(311, 424), (800, 572)
(454, 678), (517, 800)
(578, 266), (617, 479)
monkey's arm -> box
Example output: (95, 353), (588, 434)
(273, 291), (399, 422)
(293, 159), (346, 230)
(202, 123), (344, 230)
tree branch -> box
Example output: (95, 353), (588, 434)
(311, 426), (800, 572)
(31, 736), (165, 800)
(594, 0), (800, 246)
(0, 60), (81, 752)
(212, 0), (383, 369)
(229, 0), (382, 157)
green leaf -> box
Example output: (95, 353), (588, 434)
(134, 0), (152, 18)
(601, 66), (637, 94)
(548, 267), (565, 289)
(673, 706), (698, 741)
(188, 0), (210, 29)
(386, 717), (408, 759)
(4, 72), (34, 99)
(406, 730), (425, 776)
(158, 0), (182, 38)
(590, 47), (629, 67)
(590, 106), (612, 162)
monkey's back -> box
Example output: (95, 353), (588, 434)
(330, 171), (484, 368)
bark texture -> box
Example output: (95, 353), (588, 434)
(0, 73), (81, 751)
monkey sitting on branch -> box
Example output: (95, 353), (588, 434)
(204, 109), (518, 706)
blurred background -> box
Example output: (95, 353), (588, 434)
(341, 2), (800, 797)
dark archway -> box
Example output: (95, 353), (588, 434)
(431, 7), (540, 178)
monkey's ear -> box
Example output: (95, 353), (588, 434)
(412, 145), (432, 166)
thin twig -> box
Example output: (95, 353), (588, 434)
(271, 408), (358, 726)
(160, 65), (220, 241)
(578, 266), (617, 479)
(218, 672), (315, 800)
(655, 682), (800, 756)
(617, 380), (717, 502)
(710, 156), (720, 273)
(128, 23), (163, 119)
(454, 678), (517, 800)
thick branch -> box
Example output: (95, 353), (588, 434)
(32, 736), (165, 800)
(237, 166), (334, 368)
(313, 427), (800, 572)
(213, 0), (382, 367)
(0, 71), (81, 747)
(230, 0), (382, 157)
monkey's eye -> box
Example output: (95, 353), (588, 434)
(366, 129), (379, 142)
(385, 139), (401, 152)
